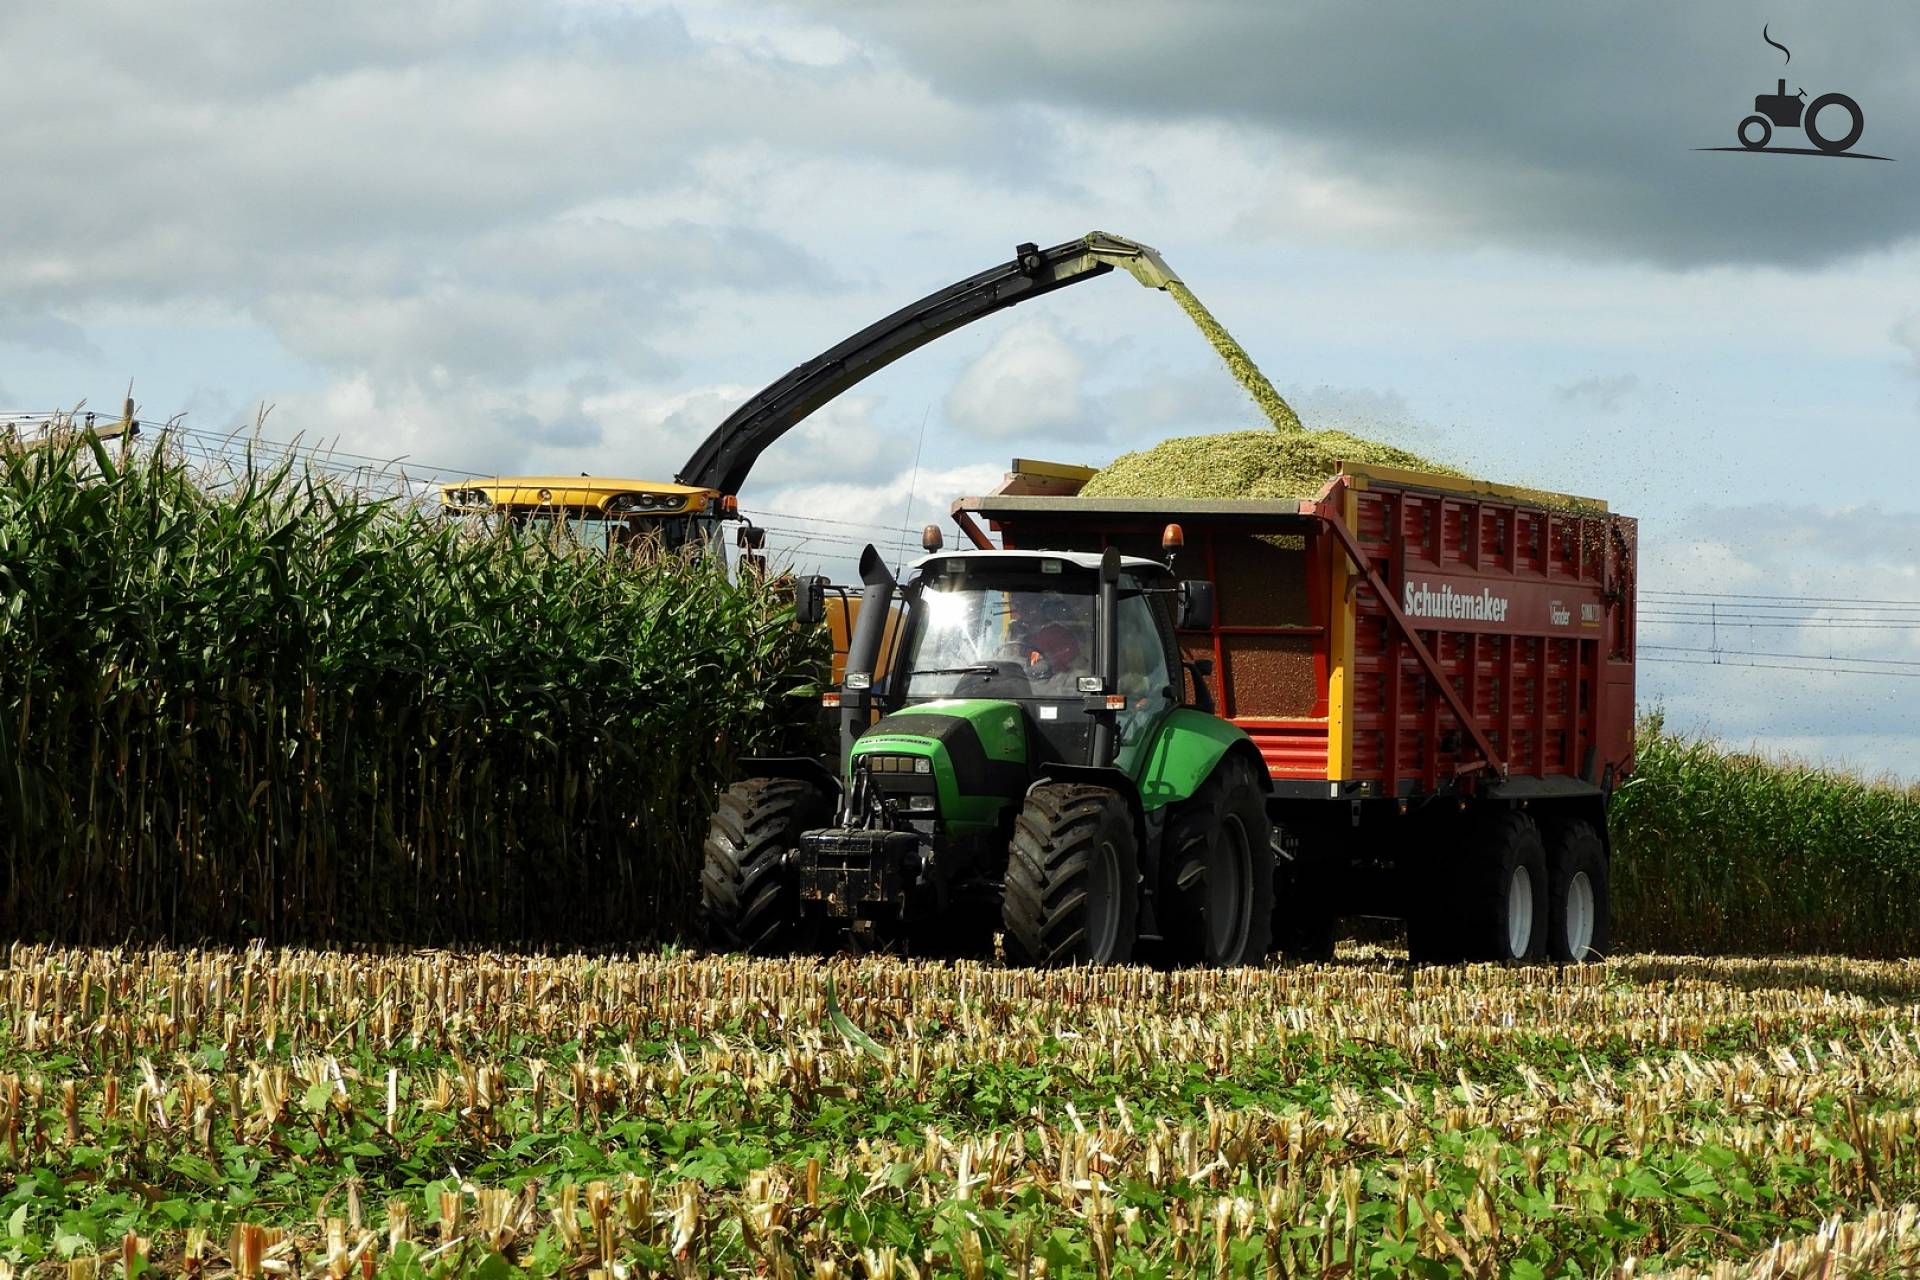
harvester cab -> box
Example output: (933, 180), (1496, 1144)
(704, 533), (1279, 967)
(438, 476), (743, 558)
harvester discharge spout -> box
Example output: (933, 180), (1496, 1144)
(675, 232), (1185, 498)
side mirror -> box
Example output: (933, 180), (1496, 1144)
(1178, 580), (1216, 629)
(794, 575), (827, 626)
(736, 525), (767, 551)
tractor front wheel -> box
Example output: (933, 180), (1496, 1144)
(701, 778), (828, 954)
(1162, 757), (1275, 966)
(1002, 783), (1139, 966)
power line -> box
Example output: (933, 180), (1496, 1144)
(1643, 589), (1920, 608)
(1642, 603), (1920, 619)
(1643, 655), (1920, 680)
(1643, 614), (1920, 629)
(169, 424), (926, 540)
(756, 508), (918, 536)
(1644, 644), (1920, 669)
(165, 424), (478, 479)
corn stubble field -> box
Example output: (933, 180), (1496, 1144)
(17, 435), (1920, 1276)
(10, 947), (1920, 1279)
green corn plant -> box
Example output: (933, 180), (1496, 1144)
(1612, 713), (1920, 956)
(0, 430), (827, 943)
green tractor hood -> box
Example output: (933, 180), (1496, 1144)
(850, 700), (1030, 833)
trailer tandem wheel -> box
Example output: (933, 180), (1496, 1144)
(1409, 808), (1548, 963)
(1544, 818), (1611, 962)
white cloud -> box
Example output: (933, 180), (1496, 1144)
(944, 321), (1087, 439)
(1897, 313), (1920, 389)
(754, 461), (1007, 580)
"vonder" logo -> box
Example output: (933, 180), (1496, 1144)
(1403, 581), (1511, 623)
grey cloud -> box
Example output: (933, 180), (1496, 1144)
(1087, 370), (1248, 444)
(1292, 385), (1415, 431)
(806, 1), (1920, 267)
(1680, 502), (1920, 556)
(1897, 314), (1920, 372)
(0, 2), (966, 456)
(0, 302), (97, 357)
(1556, 374), (1642, 412)
(257, 283), (682, 383)
(0, 6), (993, 315)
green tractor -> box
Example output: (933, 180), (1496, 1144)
(701, 527), (1277, 966)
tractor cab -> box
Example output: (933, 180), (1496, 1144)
(888, 550), (1179, 772)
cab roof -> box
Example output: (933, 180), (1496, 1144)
(909, 548), (1170, 577)
(438, 476), (715, 497)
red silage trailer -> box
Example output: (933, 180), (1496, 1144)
(951, 458), (1637, 961)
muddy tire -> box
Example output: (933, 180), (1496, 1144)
(701, 778), (828, 954)
(1002, 783), (1139, 966)
(1162, 757), (1275, 966)
(1545, 819), (1611, 962)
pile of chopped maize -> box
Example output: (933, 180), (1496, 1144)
(1079, 428), (1461, 500)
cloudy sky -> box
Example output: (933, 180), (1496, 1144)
(8, 1), (1920, 774)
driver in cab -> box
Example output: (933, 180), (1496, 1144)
(1014, 592), (1087, 683)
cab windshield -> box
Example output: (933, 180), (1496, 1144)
(900, 566), (1095, 700)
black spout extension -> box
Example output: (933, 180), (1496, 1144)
(841, 544), (897, 759)
(1088, 547), (1122, 767)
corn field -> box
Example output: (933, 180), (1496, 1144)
(0, 434), (826, 943)
(9, 944), (1920, 1277)
(1610, 716), (1920, 956)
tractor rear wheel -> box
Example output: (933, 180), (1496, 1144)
(701, 778), (828, 954)
(1163, 757), (1275, 966)
(1002, 783), (1139, 966)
